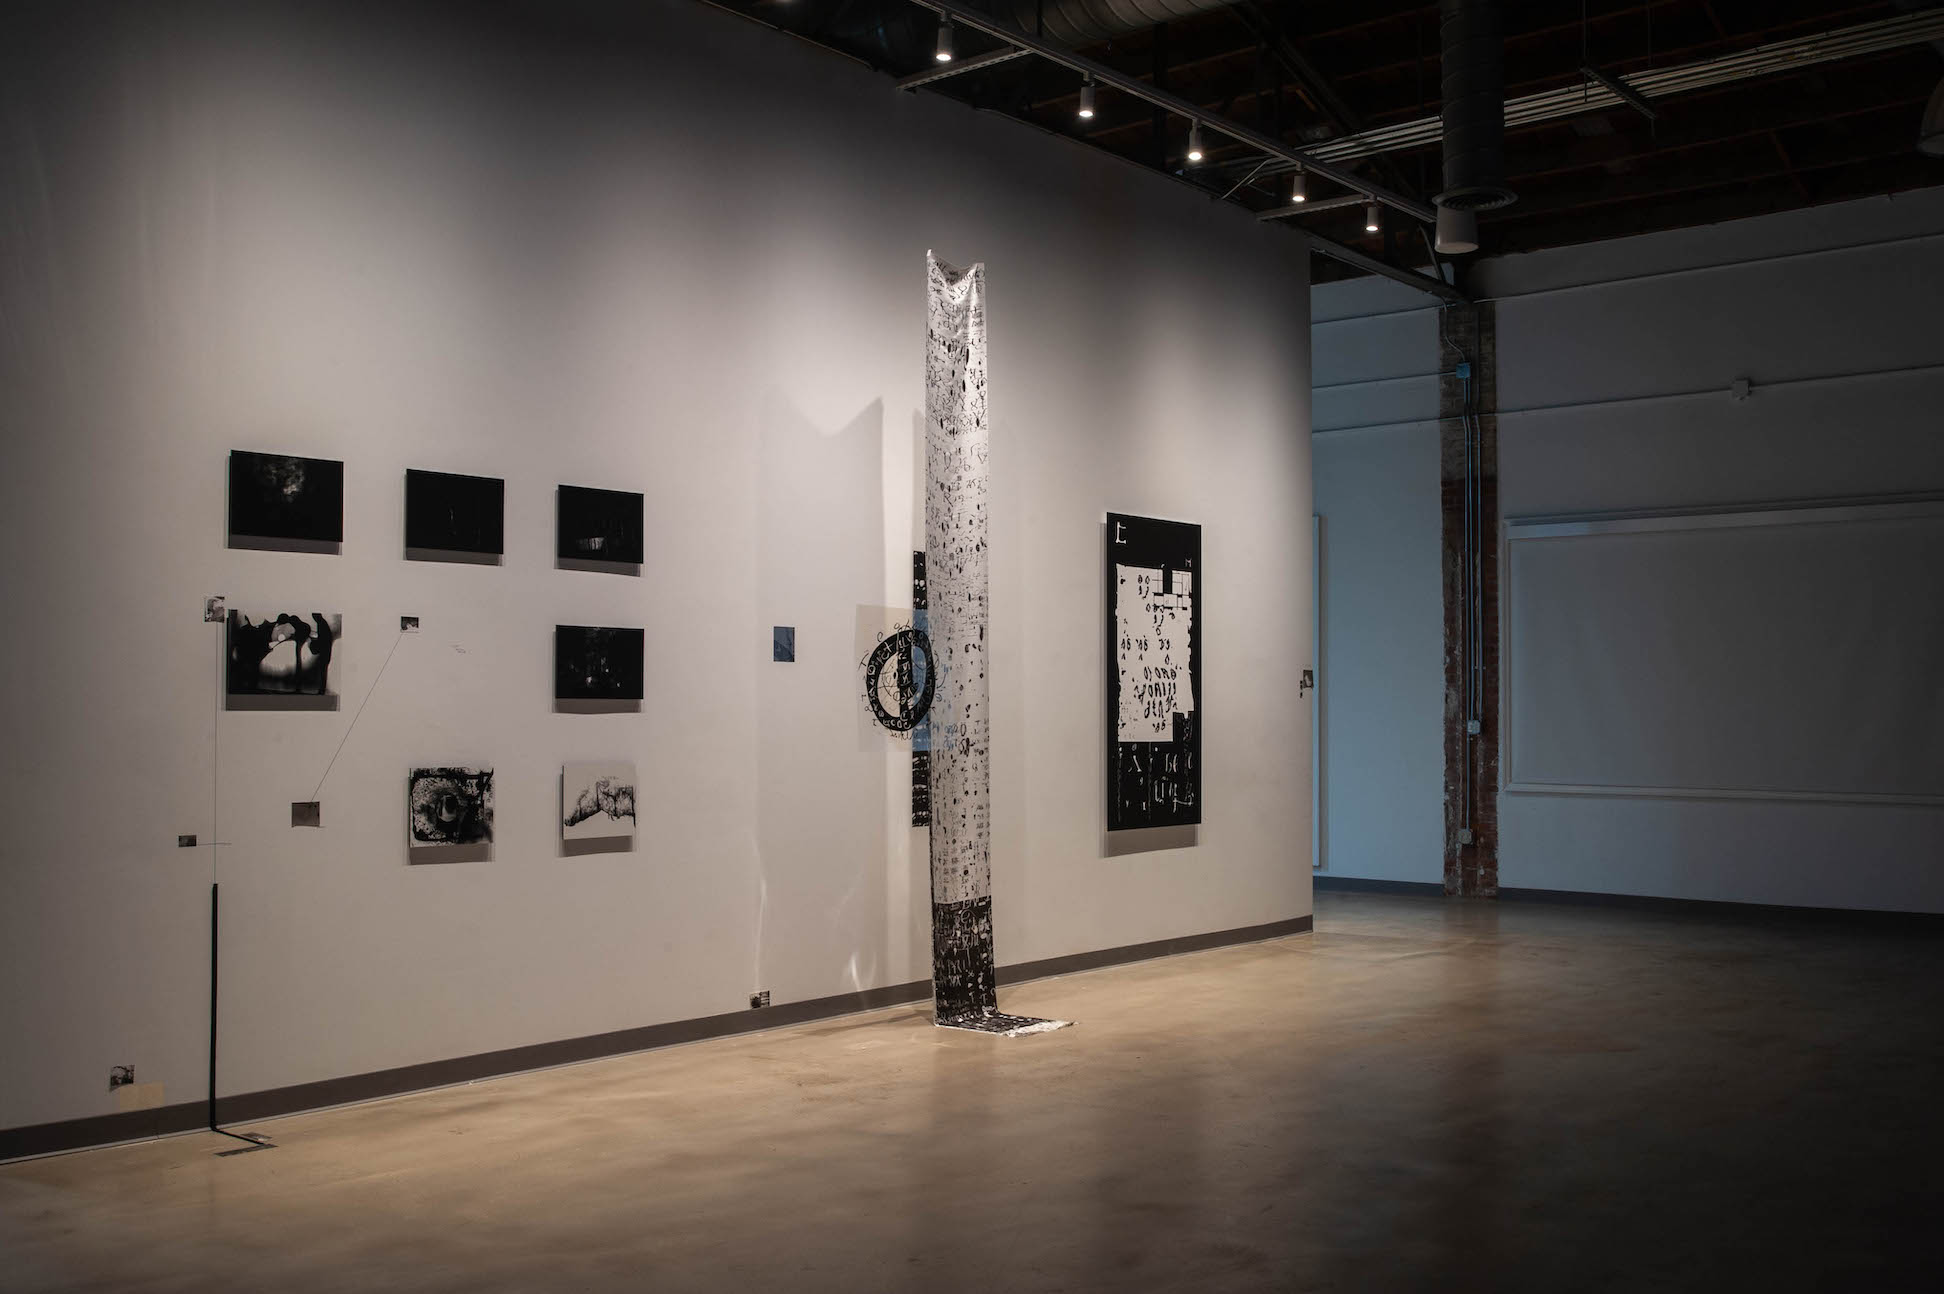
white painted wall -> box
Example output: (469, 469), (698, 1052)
(0, 1), (1313, 1133)
(1311, 185), (1944, 910)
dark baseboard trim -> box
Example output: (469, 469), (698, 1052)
(1313, 875), (1446, 897)
(997, 914), (1312, 985)
(0, 1102), (212, 1163)
(1, 912), (1314, 1163)
(1497, 886), (1944, 928)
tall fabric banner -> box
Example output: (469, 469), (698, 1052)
(924, 253), (997, 1023)
(923, 253), (1068, 1037)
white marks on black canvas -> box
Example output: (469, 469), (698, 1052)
(1107, 513), (1202, 830)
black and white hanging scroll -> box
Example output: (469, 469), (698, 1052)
(926, 252), (1068, 1038)
(1107, 513), (1202, 831)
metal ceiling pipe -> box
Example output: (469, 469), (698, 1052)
(1436, 0), (1516, 214)
(1294, 10), (1944, 168)
(1006, 0), (1236, 48)
(904, 0), (1439, 224)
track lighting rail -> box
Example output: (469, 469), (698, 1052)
(897, 0), (1438, 226)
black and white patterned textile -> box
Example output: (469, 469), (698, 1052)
(925, 252), (1068, 1037)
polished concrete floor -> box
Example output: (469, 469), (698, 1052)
(3, 892), (1941, 1293)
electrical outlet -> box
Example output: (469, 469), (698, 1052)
(1466, 718), (1481, 735)
(110, 1065), (134, 1090)
(1457, 828), (1475, 845)
(750, 991), (770, 1010)
(1455, 361), (1472, 380)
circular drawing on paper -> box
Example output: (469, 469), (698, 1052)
(862, 627), (934, 734)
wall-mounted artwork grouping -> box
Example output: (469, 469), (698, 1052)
(229, 451), (343, 547)
(1106, 512), (1201, 830)
(554, 626), (645, 701)
(227, 453), (652, 566)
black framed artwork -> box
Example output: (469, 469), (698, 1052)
(229, 451), (343, 544)
(1106, 513), (1201, 830)
(557, 485), (643, 565)
(554, 625), (645, 700)
(405, 469), (504, 555)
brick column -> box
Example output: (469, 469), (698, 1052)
(1439, 303), (1500, 898)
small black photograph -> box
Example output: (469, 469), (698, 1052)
(773, 626), (796, 662)
(227, 609), (341, 699)
(401, 616), (420, 633)
(405, 468), (504, 557)
(228, 451), (343, 545)
(557, 484), (644, 565)
(408, 767), (493, 848)
(555, 625), (645, 700)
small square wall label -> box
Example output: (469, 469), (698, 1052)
(773, 626), (795, 662)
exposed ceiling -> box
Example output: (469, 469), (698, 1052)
(702, 0), (1944, 292)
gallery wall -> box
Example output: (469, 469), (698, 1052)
(1312, 185), (1944, 910)
(0, 0), (1314, 1135)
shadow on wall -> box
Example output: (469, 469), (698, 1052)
(1105, 824), (1199, 857)
(755, 390), (895, 1002)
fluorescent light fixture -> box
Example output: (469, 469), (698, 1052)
(1290, 167), (1307, 203)
(1079, 78), (1095, 119)
(1364, 200), (1380, 233)
(935, 19), (953, 63)
(1187, 120), (1204, 163)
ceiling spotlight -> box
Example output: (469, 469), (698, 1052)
(1290, 166), (1307, 204)
(1364, 200), (1381, 233)
(1187, 121), (1204, 164)
(935, 18), (954, 64)
(1079, 78), (1096, 120)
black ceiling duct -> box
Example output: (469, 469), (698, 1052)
(1437, 0), (1517, 214)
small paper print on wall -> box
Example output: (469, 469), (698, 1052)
(562, 762), (636, 841)
(409, 768), (494, 847)
(1107, 513), (1201, 830)
(228, 451), (343, 546)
